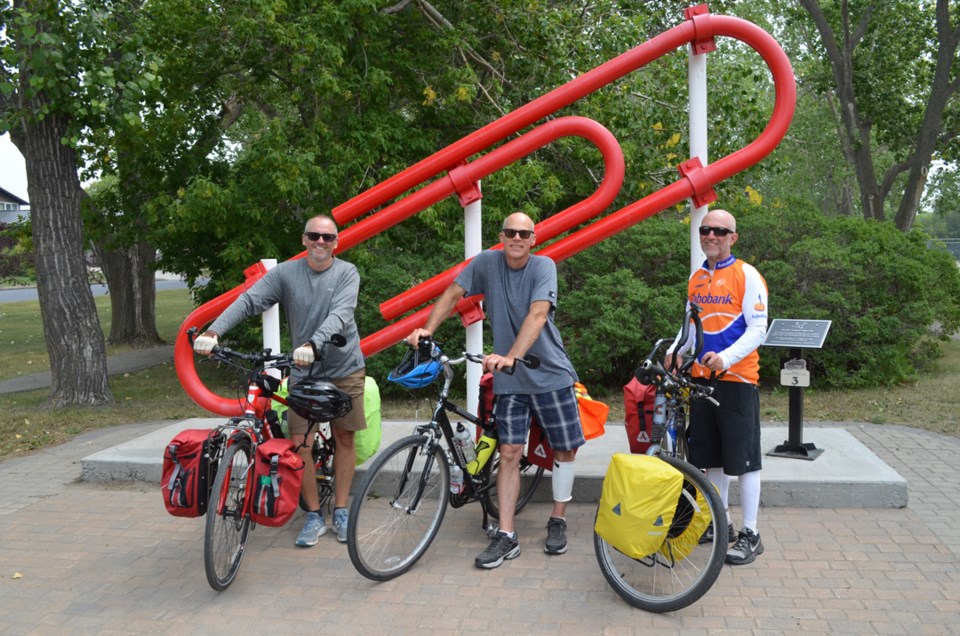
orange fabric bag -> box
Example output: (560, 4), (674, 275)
(574, 382), (609, 440)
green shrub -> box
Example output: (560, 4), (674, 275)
(559, 215), (690, 387)
(736, 200), (960, 389)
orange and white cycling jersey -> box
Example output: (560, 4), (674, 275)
(675, 255), (768, 385)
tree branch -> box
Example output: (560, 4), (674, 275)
(382, 0), (512, 116)
(380, 0), (414, 14)
(879, 160), (911, 203)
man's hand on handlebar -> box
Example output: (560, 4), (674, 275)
(293, 343), (315, 366)
(193, 331), (218, 356)
(405, 328), (432, 348)
(700, 351), (726, 373)
(481, 352), (540, 375)
(482, 353), (515, 374)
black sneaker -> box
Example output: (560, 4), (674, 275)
(544, 517), (568, 555)
(475, 531), (520, 569)
(699, 521), (737, 545)
(725, 527), (764, 565)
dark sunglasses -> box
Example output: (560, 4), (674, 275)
(304, 231), (338, 242)
(502, 228), (534, 239)
(698, 226), (734, 237)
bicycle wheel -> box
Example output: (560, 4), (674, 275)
(347, 434), (449, 581)
(204, 438), (252, 591)
(480, 446), (545, 521)
(593, 456), (725, 613)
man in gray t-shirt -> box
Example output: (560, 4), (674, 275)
(406, 212), (584, 569)
(193, 215), (365, 547)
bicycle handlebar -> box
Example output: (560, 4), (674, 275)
(633, 303), (717, 402)
(187, 327), (346, 370)
(676, 302), (704, 375)
(453, 350), (539, 375)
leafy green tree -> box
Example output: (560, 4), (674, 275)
(0, 0), (114, 405)
(788, 0), (959, 230)
(917, 167), (960, 238)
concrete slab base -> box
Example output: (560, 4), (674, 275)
(81, 418), (908, 508)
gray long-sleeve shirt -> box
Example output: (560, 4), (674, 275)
(209, 258), (364, 381)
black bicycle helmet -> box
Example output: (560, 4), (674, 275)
(387, 342), (442, 389)
(286, 380), (353, 421)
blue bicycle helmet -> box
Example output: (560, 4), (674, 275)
(388, 343), (442, 389)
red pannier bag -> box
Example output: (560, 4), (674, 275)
(478, 372), (495, 425)
(624, 376), (657, 454)
(481, 372), (561, 471)
(250, 438), (305, 527)
(161, 428), (216, 517)
(480, 372), (550, 467)
(526, 417), (555, 471)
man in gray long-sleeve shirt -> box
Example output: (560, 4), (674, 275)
(193, 215), (365, 547)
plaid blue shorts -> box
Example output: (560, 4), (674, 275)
(493, 386), (585, 451)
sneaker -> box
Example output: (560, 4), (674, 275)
(295, 511), (326, 547)
(726, 527), (764, 565)
(699, 521), (737, 545)
(544, 517), (568, 555)
(332, 508), (349, 543)
(475, 531), (520, 569)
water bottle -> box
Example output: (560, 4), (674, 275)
(449, 464), (464, 495)
(454, 423), (477, 463)
(650, 390), (668, 449)
(466, 432), (496, 475)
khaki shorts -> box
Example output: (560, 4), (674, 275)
(287, 369), (367, 436)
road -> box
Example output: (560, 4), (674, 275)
(0, 278), (194, 303)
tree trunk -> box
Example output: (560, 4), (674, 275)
(893, 0), (960, 232)
(93, 239), (163, 347)
(11, 116), (113, 407)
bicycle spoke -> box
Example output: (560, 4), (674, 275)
(348, 436), (448, 581)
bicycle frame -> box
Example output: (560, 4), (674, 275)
(400, 353), (496, 513)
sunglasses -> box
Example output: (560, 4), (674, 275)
(501, 228), (534, 240)
(698, 226), (734, 237)
(304, 231), (338, 242)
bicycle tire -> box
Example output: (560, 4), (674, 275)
(593, 456), (725, 613)
(204, 438), (252, 591)
(480, 447), (545, 521)
(347, 434), (449, 581)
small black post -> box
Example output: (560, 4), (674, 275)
(767, 347), (823, 460)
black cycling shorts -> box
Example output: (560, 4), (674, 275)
(687, 380), (761, 475)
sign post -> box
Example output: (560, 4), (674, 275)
(762, 319), (831, 460)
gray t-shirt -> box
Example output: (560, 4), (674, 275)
(209, 258), (364, 381)
(455, 250), (577, 395)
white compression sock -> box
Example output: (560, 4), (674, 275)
(706, 467), (732, 525)
(739, 470), (761, 532)
(551, 460), (575, 503)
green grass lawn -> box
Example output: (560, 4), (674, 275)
(1, 288), (957, 461)
(0, 288), (194, 379)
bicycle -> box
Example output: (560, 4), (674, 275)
(593, 303), (728, 612)
(346, 339), (543, 581)
(187, 328), (349, 591)
(639, 302), (711, 460)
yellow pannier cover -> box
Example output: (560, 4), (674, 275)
(595, 454), (684, 559)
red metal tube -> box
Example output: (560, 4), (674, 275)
(176, 12), (796, 416)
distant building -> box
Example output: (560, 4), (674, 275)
(0, 186), (29, 225)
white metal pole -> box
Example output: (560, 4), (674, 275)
(688, 45), (708, 274)
(261, 259), (281, 379)
(464, 184), (482, 421)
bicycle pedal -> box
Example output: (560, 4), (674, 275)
(485, 522), (500, 538)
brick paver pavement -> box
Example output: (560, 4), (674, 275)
(1, 421), (958, 635)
